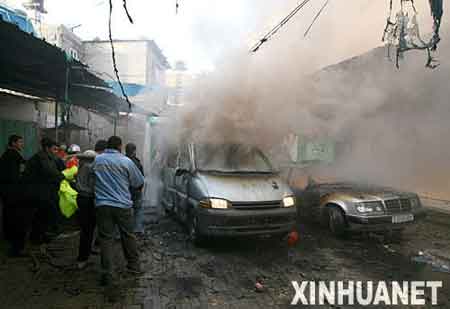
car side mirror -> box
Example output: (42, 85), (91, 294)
(175, 168), (189, 177)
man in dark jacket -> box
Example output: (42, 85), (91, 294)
(0, 135), (26, 256)
(22, 138), (64, 245)
(125, 143), (145, 235)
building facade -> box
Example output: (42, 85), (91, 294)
(83, 39), (170, 87)
(83, 39), (170, 157)
(41, 24), (83, 61)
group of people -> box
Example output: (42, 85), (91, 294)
(0, 134), (145, 286)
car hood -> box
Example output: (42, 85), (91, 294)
(196, 172), (293, 202)
(316, 183), (415, 201)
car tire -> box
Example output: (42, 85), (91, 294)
(187, 211), (208, 247)
(328, 206), (347, 237)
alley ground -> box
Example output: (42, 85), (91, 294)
(1, 209), (450, 309)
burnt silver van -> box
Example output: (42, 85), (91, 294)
(161, 143), (297, 245)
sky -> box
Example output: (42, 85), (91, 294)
(5, 0), (446, 72)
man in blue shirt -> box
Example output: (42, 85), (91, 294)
(93, 136), (145, 285)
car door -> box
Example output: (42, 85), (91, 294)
(174, 144), (192, 223)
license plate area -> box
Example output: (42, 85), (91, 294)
(392, 214), (414, 223)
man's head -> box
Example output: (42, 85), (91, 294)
(41, 137), (58, 155)
(8, 135), (24, 152)
(125, 143), (137, 157)
(94, 139), (107, 154)
(107, 136), (122, 152)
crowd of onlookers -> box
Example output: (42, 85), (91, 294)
(0, 134), (145, 286)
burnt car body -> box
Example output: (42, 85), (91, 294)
(161, 143), (297, 245)
(297, 180), (427, 236)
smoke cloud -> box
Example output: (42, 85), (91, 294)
(157, 1), (450, 199)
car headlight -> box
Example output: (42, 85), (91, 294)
(410, 196), (421, 208)
(282, 196), (296, 207)
(355, 202), (384, 215)
(199, 198), (230, 209)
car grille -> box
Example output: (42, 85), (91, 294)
(231, 201), (281, 210)
(212, 215), (293, 227)
(384, 199), (412, 214)
(363, 201), (383, 209)
(400, 199), (412, 211)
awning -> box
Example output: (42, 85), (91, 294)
(0, 19), (67, 100)
(0, 20), (128, 117)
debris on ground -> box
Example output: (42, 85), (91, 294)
(383, 244), (396, 253)
(411, 250), (450, 273)
(287, 230), (299, 247)
(255, 280), (265, 293)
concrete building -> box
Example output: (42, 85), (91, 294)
(83, 39), (170, 159)
(83, 39), (170, 87)
(38, 24), (119, 149)
(41, 24), (83, 61)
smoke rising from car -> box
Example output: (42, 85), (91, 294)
(157, 1), (450, 199)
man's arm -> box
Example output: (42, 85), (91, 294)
(40, 153), (64, 184)
(128, 159), (145, 189)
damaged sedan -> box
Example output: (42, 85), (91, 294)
(297, 179), (427, 237)
(161, 143), (297, 245)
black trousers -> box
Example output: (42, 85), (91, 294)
(2, 198), (11, 241)
(30, 196), (59, 244)
(77, 195), (96, 262)
(2, 195), (35, 254)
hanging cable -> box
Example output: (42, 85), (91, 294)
(122, 0), (134, 23)
(108, 0), (132, 109)
(382, 0), (443, 69)
(250, 0), (313, 53)
(304, 0), (331, 37)
(176, 0), (180, 14)
(429, 0), (443, 50)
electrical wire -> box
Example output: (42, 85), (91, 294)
(108, 0), (132, 110)
(122, 0), (134, 23)
(250, 0), (313, 53)
(303, 0), (330, 37)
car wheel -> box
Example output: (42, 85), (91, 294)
(187, 211), (208, 247)
(328, 206), (347, 237)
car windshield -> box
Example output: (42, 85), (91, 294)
(195, 144), (274, 173)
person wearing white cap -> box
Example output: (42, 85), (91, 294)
(74, 143), (106, 270)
